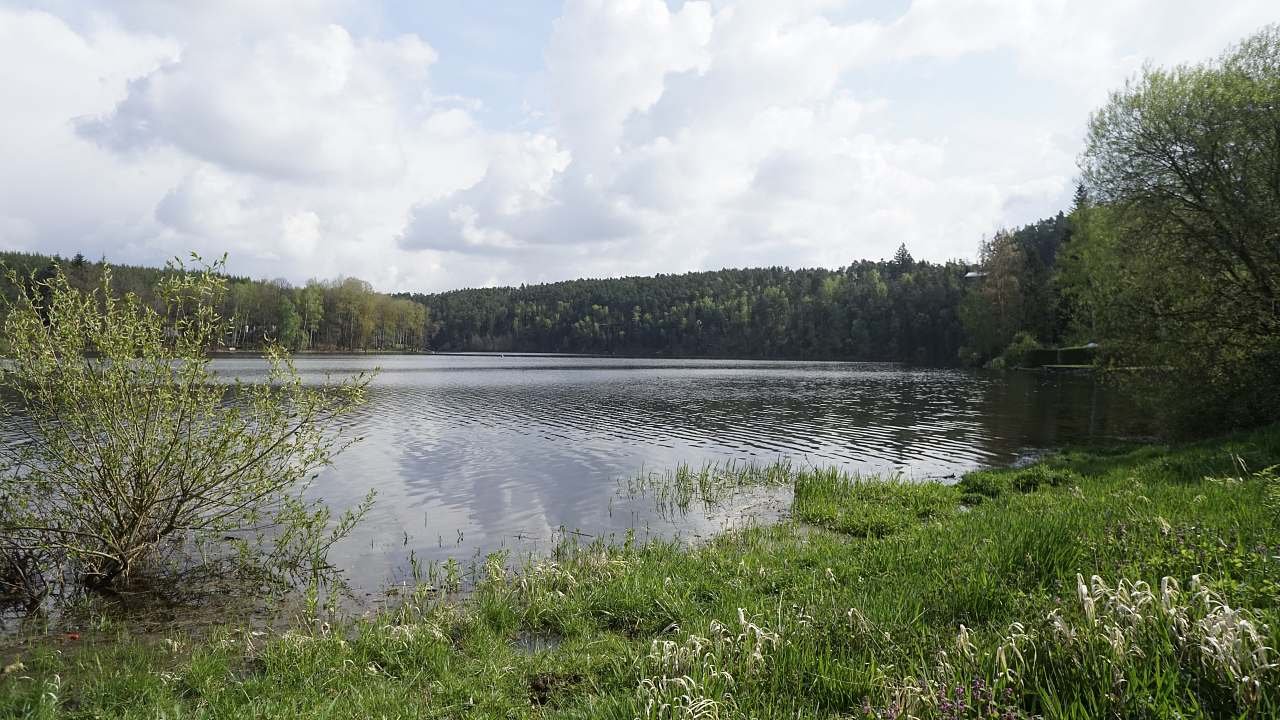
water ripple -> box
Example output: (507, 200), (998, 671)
(194, 355), (1143, 590)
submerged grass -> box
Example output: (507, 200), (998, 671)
(621, 459), (793, 518)
(3, 426), (1280, 718)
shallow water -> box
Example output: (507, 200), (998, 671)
(209, 354), (1142, 592)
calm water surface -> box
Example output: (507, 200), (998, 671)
(214, 354), (1142, 592)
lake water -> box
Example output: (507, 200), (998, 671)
(212, 355), (1143, 593)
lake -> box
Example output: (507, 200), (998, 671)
(213, 354), (1142, 592)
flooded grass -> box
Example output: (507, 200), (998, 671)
(620, 458), (795, 518)
(3, 424), (1279, 718)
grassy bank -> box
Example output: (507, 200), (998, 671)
(3, 427), (1279, 719)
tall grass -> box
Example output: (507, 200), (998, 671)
(3, 425), (1279, 718)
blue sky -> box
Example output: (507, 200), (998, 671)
(379, 3), (560, 128)
(1, 0), (1276, 291)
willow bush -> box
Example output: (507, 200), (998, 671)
(0, 256), (372, 608)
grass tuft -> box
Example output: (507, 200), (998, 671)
(792, 468), (959, 537)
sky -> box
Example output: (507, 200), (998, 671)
(0, 1), (1276, 292)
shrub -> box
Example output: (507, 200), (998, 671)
(999, 331), (1042, 369)
(0, 257), (373, 607)
(958, 471), (1010, 499)
(958, 465), (1083, 500)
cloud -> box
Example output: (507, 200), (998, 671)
(0, 8), (181, 255)
(546, 0), (715, 166)
(0, 4), (493, 287)
(1, 1), (1277, 291)
(409, 0), (1008, 271)
(399, 132), (572, 254)
(77, 25), (437, 184)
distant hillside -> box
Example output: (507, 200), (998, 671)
(405, 258), (972, 364)
(404, 213), (1076, 365)
(2, 211), (1076, 365)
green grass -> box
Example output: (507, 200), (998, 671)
(793, 467), (959, 536)
(3, 425), (1279, 719)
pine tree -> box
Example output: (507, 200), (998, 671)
(890, 243), (914, 277)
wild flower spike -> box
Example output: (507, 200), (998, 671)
(1160, 576), (1179, 612)
(955, 624), (975, 659)
(1076, 574), (1096, 624)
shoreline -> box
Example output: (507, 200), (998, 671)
(210, 348), (948, 365)
(3, 425), (1277, 717)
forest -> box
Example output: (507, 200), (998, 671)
(0, 252), (429, 352)
(2, 213), (1076, 368)
(4, 217), (1074, 369)
(409, 215), (1074, 367)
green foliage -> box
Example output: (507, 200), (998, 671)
(1075, 25), (1280, 433)
(0, 258), (373, 607)
(276, 296), (303, 350)
(999, 331), (1042, 369)
(959, 464), (1085, 501)
(959, 215), (1074, 365)
(411, 260), (971, 364)
(1010, 464), (1083, 492)
(792, 468), (960, 536)
(0, 252), (431, 353)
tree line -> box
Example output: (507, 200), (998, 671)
(405, 213), (1079, 369)
(0, 252), (429, 352)
(6, 234), (1068, 369)
(407, 254), (973, 365)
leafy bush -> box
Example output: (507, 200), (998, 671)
(1011, 464), (1082, 492)
(1000, 331), (1042, 369)
(0, 257), (373, 608)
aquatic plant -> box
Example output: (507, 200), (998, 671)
(622, 459), (793, 517)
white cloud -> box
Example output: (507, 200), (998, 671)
(0, 4), (495, 287)
(0, 8), (180, 253)
(547, 0), (715, 165)
(78, 25), (437, 184)
(1, 1), (1276, 290)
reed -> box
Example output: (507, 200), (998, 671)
(621, 459), (794, 517)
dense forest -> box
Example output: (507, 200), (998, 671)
(0, 252), (428, 352)
(3, 218), (1077, 367)
(409, 255), (966, 363)
(407, 216), (1075, 367)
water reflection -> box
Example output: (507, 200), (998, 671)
(192, 356), (1143, 591)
